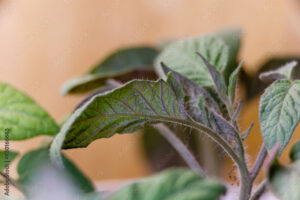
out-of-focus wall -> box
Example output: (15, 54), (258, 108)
(0, 0), (300, 181)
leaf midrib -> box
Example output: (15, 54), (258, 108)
(264, 82), (297, 150)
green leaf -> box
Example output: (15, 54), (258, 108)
(259, 80), (300, 153)
(108, 168), (226, 200)
(259, 61), (298, 82)
(51, 78), (190, 165)
(0, 150), (18, 172)
(155, 36), (230, 87)
(244, 57), (300, 100)
(51, 73), (232, 170)
(0, 83), (59, 140)
(62, 47), (158, 95)
(50, 78), (191, 166)
(17, 148), (94, 194)
(212, 29), (241, 81)
(228, 62), (243, 103)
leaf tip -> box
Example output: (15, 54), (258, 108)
(161, 62), (171, 75)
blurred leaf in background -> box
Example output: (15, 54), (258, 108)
(62, 47), (158, 95)
(268, 141), (300, 200)
(18, 148), (94, 195)
(0, 150), (18, 172)
(108, 168), (226, 200)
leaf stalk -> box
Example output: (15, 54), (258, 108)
(153, 124), (205, 176)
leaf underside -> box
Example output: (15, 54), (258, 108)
(51, 77), (193, 167)
(0, 83), (59, 140)
(62, 79), (187, 149)
(259, 80), (300, 153)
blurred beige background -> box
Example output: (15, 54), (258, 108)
(0, 0), (300, 182)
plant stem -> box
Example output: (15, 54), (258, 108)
(226, 100), (252, 200)
(233, 125), (246, 160)
(108, 70), (252, 199)
(181, 120), (251, 200)
(153, 124), (205, 175)
(250, 145), (267, 181)
(181, 120), (242, 169)
(232, 115), (245, 160)
(153, 114), (251, 199)
(249, 180), (267, 200)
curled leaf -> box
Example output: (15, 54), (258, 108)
(259, 61), (298, 82)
